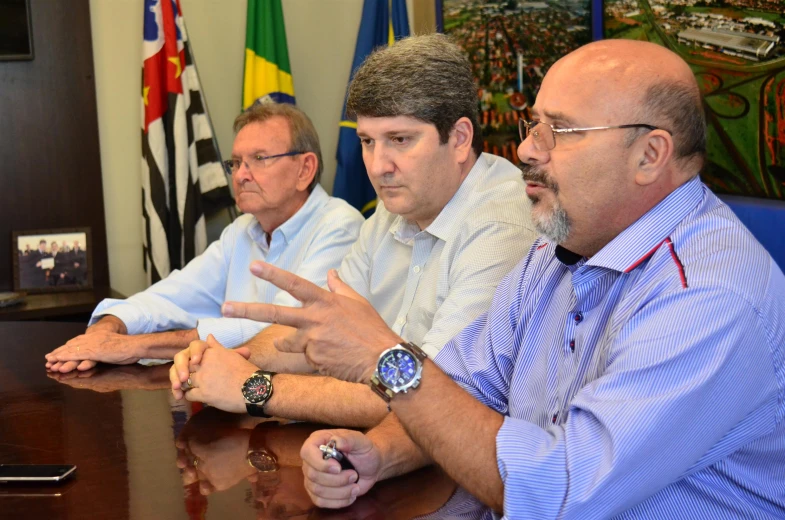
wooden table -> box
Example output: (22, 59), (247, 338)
(0, 287), (124, 321)
(0, 322), (490, 519)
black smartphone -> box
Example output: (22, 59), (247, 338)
(0, 464), (76, 483)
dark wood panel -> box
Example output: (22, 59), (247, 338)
(0, 322), (472, 519)
(0, 322), (128, 519)
(0, 0), (109, 292)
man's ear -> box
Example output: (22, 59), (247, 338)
(634, 129), (673, 186)
(295, 152), (318, 191)
(450, 117), (474, 164)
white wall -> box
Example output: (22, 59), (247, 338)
(90, 0), (415, 296)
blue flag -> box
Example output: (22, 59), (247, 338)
(333, 0), (409, 217)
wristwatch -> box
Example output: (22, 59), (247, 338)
(369, 342), (427, 403)
(242, 370), (275, 417)
(247, 422), (279, 472)
(247, 448), (278, 472)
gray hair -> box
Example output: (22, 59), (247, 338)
(346, 33), (482, 156)
(233, 103), (323, 192)
(628, 80), (707, 169)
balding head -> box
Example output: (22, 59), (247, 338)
(549, 40), (706, 172)
(519, 40), (708, 256)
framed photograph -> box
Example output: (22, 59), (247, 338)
(604, 0), (785, 201)
(12, 228), (93, 293)
(0, 0), (34, 61)
(440, 0), (598, 164)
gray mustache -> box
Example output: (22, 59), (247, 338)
(521, 165), (558, 191)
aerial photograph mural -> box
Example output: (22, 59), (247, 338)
(605, 0), (785, 200)
(443, 0), (593, 164)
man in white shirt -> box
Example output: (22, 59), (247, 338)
(45, 103), (363, 373)
(169, 34), (538, 427)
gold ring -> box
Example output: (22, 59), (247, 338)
(181, 375), (195, 392)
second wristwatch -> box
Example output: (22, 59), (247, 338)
(242, 370), (275, 417)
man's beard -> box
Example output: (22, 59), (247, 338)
(521, 165), (571, 244)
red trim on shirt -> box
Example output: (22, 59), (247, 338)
(537, 243), (548, 250)
(623, 237), (687, 288)
(665, 237), (688, 288)
(624, 239), (667, 273)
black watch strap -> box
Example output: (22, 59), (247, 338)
(246, 402), (272, 418)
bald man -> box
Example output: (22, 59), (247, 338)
(223, 40), (785, 517)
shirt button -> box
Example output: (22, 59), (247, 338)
(569, 340), (575, 352)
(413, 265), (421, 273)
(397, 317), (405, 325)
(574, 312), (583, 323)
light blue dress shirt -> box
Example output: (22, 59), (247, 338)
(436, 177), (785, 519)
(338, 153), (538, 358)
(91, 185), (363, 349)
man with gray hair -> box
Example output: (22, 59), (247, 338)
(169, 34), (538, 427)
(46, 103), (364, 372)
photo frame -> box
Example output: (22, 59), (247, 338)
(0, 0), (34, 61)
(12, 228), (93, 293)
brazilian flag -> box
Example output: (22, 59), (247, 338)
(333, 0), (410, 217)
(243, 0), (295, 109)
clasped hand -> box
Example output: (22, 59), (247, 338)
(45, 317), (135, 373)
(222, 262), (402, 384)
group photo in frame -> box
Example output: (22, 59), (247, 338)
(12, 228), (92, 293)
(0, 0), (34, 61)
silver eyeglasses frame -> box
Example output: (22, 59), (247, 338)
(518, 119), (672, 151)
(222, 151), (305, 174)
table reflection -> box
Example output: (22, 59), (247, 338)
(28, 328), (494, 520)
(46, 361), (171, 392)
(176, 409), (316, 517)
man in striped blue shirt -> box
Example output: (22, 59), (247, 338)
(222, 39), (785, 518)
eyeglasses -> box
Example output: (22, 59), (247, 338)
(518, 119), (671, 151)
(222, 151), (305, 174)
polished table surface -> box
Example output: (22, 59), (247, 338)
(0, 322), (494, 519)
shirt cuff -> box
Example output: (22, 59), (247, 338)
(496, 416), (567, 520)
(90, 299), (150, 335)
(196, 317), (271, 349)
(420, 342), (442, 360)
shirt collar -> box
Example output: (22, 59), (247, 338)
(389, 216), (421, 245)
(246, 184), (329, 249)
(388, 154), (490, 244)
(587, 175), (705, 272)
(392, 154), (494, 245)
(426, 154), (490, 241)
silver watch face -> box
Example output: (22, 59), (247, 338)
(376, 347), (422, 392)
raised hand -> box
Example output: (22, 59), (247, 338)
(222, 262), (402, 384)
